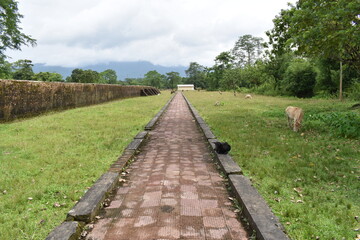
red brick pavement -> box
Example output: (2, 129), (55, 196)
(86, 93), (248, 240)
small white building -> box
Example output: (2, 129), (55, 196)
(177, 84), (194, 91)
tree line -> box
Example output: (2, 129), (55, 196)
(0, 58), (186, 87)
(1, 0), (359, 99)
(0, 59), (118, 84)
(183, 0), (359, 100)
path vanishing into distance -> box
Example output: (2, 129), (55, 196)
(85, 93), (249, 239)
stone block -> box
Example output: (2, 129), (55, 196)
(229, 175), (289, 240)
(45, 221), (82, 240)
(134, 131), (149, 139)
(199, 123), (216, 139)
(207, 139), (218, 151)
(195, 116), (206, 124)
(126, 139), (143, 150)
(67, 172), (119, 223)
(216, 154), (242, 175)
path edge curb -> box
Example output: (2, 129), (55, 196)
(45, 93), (176, 240)
(182, 92), (290, 240)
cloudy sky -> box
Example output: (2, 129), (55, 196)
(6, 0), (295, 67)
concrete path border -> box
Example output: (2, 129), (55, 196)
(46, 93), (176, 239)
(182, 93), (290, 240)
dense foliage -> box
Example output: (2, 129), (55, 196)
(181, 0), (359, 100)
(0, 0), (36, 59)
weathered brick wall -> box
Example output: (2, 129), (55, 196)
(0, 80), (160, 121)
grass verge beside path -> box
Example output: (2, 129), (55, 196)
(185, 91), (360, 240)
(0, 93), (171, 239)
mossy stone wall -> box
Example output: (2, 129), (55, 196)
(0, 80), (160, 121)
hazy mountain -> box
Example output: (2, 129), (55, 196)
(33, 61), (187, 80)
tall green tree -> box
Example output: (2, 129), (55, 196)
(0, 0), (36, 58)
(100, 69), (117, 84)
(0, 57), (12, 78)
(209, 51), (234, 90)
(68, 68), (100, 83)
(124, 77), (144, 86)
(11, 59), (33, 80)
(166, 71), (182, 90)
(220, 68), (241, 95)
(264, 52), (295, 90)
(144, 70), (164, 89)
(231, 34), (264, 67)
(266, 0), (360, 99)
(185, 62), (207, 89)
(33, 72), (63, 82)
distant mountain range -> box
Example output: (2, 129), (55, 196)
(33, 61), (187, 80)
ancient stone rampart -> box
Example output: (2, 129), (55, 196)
(0, 80), (160, 120)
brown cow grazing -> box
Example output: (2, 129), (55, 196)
(285, 106), (304, 132)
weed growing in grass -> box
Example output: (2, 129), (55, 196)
(185, 91), (360, 240)
(0, 93), (171, 239)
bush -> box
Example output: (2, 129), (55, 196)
(282, 59), (317, 98)
(313, 90), (338, 99)
(253, 79), (281, 96)
(346, 81), (360, 101)
(306, 112), (360, 138)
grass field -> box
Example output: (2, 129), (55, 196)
(0, 93), (171, 239)
(185, 91), (360, 240)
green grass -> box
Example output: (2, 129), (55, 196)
(0, 93), (171, 239)
(185, 91), (360, 240)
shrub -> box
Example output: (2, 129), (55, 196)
(306, 112), (360, 138)
(282, 59), (317, 98)
(346, 81), (360, 101)
(253, 79), (281, 96)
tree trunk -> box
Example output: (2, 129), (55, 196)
(339, 60), (343, 101)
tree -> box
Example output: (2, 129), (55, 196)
(209, 51), (235, 90)
(12, 59), (34, 80)
(185, 62), (207, 89)
(266, 0), (360, 100)
(231, 34), (264, 67)
(220, 68), (241, 95)
(0, 57), (12, 78)
(99, 69), (117, 84)
(144, 70), (164, 89)
(265, 7), (295, 57)
(33, 72), (63, 82)
(0, 0), (36, 58)
(315, 57), (339, 94)
(124, 77), (144, 85)
(282, 58), (317, 98)
(166, 71), (182, 90)
(68, 68), (100, 83)
(264, 52), (295, 90)
(215, 51), (234, 70)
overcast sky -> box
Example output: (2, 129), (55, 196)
(6, 0), (296, 67)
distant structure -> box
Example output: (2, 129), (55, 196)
(177, 84), (194, 91)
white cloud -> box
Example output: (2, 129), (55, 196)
(7, 0), (296, 67)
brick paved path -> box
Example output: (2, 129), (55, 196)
(86, 93), (248, 240)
